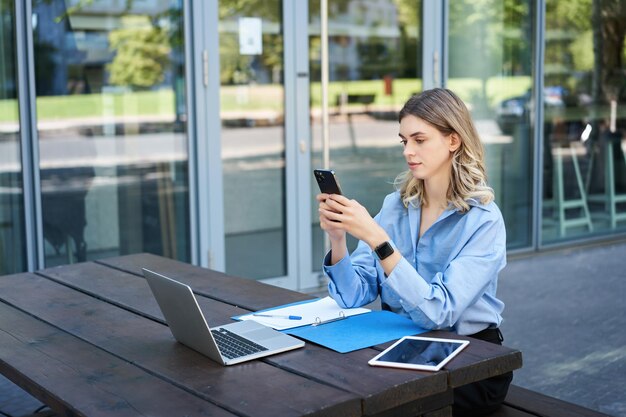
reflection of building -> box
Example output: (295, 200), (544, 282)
(33, 0), (85, 95)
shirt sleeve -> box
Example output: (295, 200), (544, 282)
(323, 238), (382, 308)
(382, 214), (506, 330)
(322, 200), (392, 309)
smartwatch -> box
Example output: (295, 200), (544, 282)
(373, 241), (394, 260)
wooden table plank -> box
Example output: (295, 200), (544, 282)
(489, 405), (535, 417)
(265, 344), (448, 416)
(39, 261), (450, 416)
(96, 253), (314, 310)
(0, 273), (360, 417)
(37, 262), (254, 326)
(426, 331), (522, 388)
(368, 389), (453, 417)
(0, 301), (234, 417)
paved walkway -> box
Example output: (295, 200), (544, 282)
(0, 375), (46, 417)
(1, 240), (625, 416)
(499, 239), (626, 416)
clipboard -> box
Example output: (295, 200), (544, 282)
(284, 310), (427, 353)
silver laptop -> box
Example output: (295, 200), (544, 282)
(142, 268), (304, 365)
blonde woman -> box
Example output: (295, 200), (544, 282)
(317, 88), (512, 416)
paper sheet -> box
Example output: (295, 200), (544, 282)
(237, 296), (370, 330)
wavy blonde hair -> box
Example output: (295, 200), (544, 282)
(394, 88), (494, 212)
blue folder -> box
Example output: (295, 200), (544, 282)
(284, 310), (427, 353)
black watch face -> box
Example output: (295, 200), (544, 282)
(376, 242), (394, 260)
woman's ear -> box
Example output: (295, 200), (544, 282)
(448, 133), (461, 152)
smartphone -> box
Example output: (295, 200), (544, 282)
(314, 169), (343, 195)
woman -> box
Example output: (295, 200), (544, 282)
(317, 88), (512, 416)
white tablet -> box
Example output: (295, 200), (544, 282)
(368, 336), (469, 371)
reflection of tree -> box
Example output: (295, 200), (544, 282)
(53, 0), (183, 90)
(309, 0), (420, 82)
(219, 1), (283, 85)
(108, 24), (171, 88)
(0, 0), (17, 98)
(396, 0), (421, 79)
(357, 35), (402, 79)
(546, 0), (625, 105)
(221, 0), (280, 19)
(449, 0), (531, 114)
(592, 0), (626, 104)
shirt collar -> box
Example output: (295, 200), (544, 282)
(465, 198), (492, 212)
(407, 196), (492, 214)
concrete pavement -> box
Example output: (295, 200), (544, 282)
(499, 239), (626, 416)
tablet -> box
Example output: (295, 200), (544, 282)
(368, 336), (469, 371)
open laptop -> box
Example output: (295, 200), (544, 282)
(142, 268), (304, 365)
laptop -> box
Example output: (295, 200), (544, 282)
(142, 268), (305, 365)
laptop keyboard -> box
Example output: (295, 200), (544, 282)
(211, 328), (268, 359)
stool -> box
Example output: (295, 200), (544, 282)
(586, 131), (626, 229)
(549, 144), (593, 236)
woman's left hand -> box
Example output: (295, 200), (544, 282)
(319, 194), (388, 247)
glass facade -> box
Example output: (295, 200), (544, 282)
(33, 0), (190, 266)
(448, 0), (534, 249)
(542, 0), (626, 242)
(0, 0), (624, 286)
(0, 1), (26, 274)
(309, 0), (422, 268)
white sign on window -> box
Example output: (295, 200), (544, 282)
(239, 17), (263, 55)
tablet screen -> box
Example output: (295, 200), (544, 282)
(368, 336), (469, 371)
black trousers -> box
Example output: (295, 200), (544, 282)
(452, 328), (513, 417)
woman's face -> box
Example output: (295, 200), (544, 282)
(399, 114), (457, 182)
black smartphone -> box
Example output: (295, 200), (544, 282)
(314, 169), (343, 195)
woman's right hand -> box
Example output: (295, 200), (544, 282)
(316, 193), (346, 243)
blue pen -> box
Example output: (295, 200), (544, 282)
(253, 313), (302, 320)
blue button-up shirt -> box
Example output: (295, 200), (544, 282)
(323, 191), (506, 336)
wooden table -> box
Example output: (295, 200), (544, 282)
(0, 253), (522, 417)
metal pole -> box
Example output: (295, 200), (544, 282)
(320, 0), (331, 262)
(16, 0), (44, 270)
(533, 0), (546, 250)
(321, 0), (330, 170)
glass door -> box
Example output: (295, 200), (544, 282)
(218, 1), (289, 281)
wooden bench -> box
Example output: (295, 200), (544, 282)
(495, 385), (612, 417)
